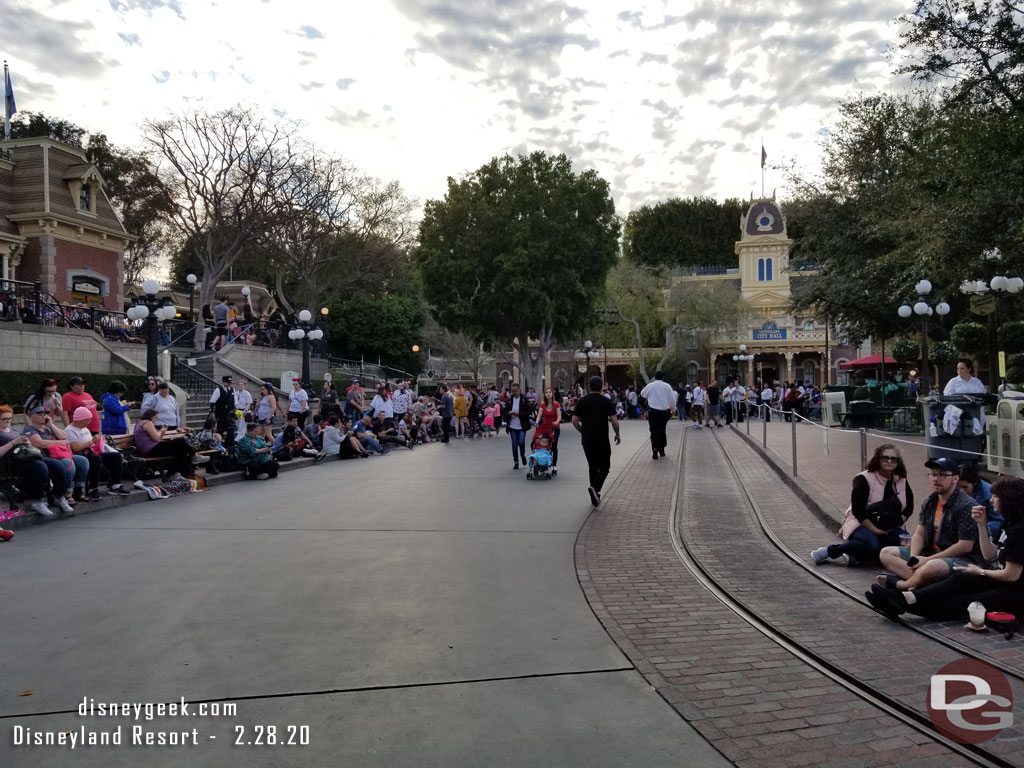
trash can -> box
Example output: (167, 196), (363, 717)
(922, 395), (996, 465)
(996, 399), (1016, 475)
(1011, 398), (1024, 480)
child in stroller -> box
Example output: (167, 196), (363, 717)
(526, 433), (555, 480)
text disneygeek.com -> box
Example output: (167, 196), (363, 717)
(10, 697), (310, 750)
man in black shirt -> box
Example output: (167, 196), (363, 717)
(705, 380), (722, 428)
(572, 376), (621, 507)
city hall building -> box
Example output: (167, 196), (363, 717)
(0, 137), (131, 308)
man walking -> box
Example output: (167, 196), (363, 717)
(705, 379), (722, 428)
(438, 384), (454, 443)
(690, 382), (705, 430)
(209, 375), (237, 448)
(572, 376), (621, 507)
(640, 370), (675, 460)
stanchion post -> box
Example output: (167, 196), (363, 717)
(791, 412), (798, 477)
(860, 428), (868, 471)
(746, 405), (750, 435)
(763, 407), (767, 449)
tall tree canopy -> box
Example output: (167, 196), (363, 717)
(622, 196), (746, 268)
(416, 151), (620, 388)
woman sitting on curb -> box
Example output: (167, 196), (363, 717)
(866, 476), (1023, 621)
(811, 443), (914, 566)
(0, 404), (72, 517)
(237, 422), (279, 480)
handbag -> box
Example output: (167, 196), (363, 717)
(11, 444), (44, 463)
(865, 496), (903, 531)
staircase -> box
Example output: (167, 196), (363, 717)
(168, 351), (218, 430)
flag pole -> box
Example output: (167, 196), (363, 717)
(760, 136), (764, 198)
(3, 61), (9, 141)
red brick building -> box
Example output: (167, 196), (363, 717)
(0, 137), (131, 308)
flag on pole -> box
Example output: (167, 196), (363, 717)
(760, 143), (766, 168)
(4, 62), (15, 141)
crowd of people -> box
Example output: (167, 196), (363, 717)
(805, 443), (1024, 625)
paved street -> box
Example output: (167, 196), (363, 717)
(1, 421), (727, 768)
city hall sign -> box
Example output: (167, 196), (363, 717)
(753, 321), (786, 341)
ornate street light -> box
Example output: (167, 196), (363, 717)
(898, 278), (950, 397)
(127, 278), (177, 377)
(960, 252), (1022, 386)
(288, 309), (324, 391)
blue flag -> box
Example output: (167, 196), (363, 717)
(5, 65), (16, 122)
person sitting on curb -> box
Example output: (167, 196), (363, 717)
(237, 422), (279, 480)
(355, 414), (389, 455)
(134, 408), (211, 481)
(811, 444), (914, 566)
(866, 476), (1023, 621)
(271, 414), (315, 461)
(373, 410), (407, 449)
(959, 462), (1000, 540)
(315, 416), (369, 463)
(875, 457), (985, 591)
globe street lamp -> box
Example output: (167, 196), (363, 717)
(898, 279), (950, 397)
(732, 344), (755, 387)
(186, 273), (197, 331)
(288, 309), (324, 392)
(960, 253), (1023, 388)
(127, 278), (177, 377)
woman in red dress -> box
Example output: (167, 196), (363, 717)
(533, 387), (562, 475)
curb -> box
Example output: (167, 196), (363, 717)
(1, 456), (318, 532)
(728, 424), (845, 530)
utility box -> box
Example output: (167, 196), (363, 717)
(822, 391), (846, 427)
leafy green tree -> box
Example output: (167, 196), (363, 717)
(898, 1), (1024, 113)
(322, 290), (424, 374)
(416, 151), (620, 388)
(605, 260), (747, 382)
(622, 197), (746, 268)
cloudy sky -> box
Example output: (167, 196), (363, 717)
(6, 0), (913, 215)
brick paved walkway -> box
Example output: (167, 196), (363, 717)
(575, 424), (976, 768)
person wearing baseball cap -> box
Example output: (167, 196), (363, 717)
(871, 456), (986, 598)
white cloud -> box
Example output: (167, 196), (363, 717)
(5, 0), (911, 217)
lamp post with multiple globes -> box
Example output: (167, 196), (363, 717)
(959, 253), (1023, 388)
(287, 309), (324, 392)
(127, 278), (177, 378)
(732, 344), (754, 388)
(897, 279), (950, 398)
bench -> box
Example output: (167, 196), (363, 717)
(106, 433), (172, 482)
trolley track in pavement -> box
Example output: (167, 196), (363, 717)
(673, 427), (1020, 768)
(710, 425), (1024, 684)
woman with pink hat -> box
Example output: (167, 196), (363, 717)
(66, 407), (130, 500)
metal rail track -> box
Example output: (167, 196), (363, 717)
(670, 428), (1014, 768)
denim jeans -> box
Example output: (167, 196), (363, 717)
(509, 428), (527, 463)
(358, 435), (385, 454)
(837, 525), (904, 564)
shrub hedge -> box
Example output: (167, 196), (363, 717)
(0, 371), (150, 414)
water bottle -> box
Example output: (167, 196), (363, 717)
(929, 417), (938, 437)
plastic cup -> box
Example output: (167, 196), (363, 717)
(968, 601), (986, 629)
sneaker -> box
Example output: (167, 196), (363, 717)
(58, 497), (75, 515)
(108, 486), (132, 496)
(314, 451), (328, 465)
(838, 553), (852, 566)
(551, 467), (557, 477)
(256, 473), (270, 481)
(0, 529), (12, 541)
(380, 448), (390, 455)
(810, 546), (830, 564)
(134, 480), (146, 490)
(193, 454), (211, 464)
(693, 424), (702, 430)
(87, 488), (102, 501)
(588, 486), (600, 507)
(30, 501), (54, 517)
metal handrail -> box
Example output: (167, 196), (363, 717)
(170, 354), (219, 400)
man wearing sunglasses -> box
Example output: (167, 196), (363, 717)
(876, 457), (984, 592)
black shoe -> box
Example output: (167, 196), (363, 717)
(652, 452), (659, 460)
(866, 584), (907, 620)
(513, 462), (519, 470)
(87, 488), (102, 502)
(659, 449), (666, 457)
(588, 486), (600, 507)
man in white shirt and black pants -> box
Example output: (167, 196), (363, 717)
(641, 370), (676, 460)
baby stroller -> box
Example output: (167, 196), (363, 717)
(526, 434), (555, 480)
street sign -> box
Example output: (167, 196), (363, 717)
(970, 294), (997, 316)
(1000, 351), (1007, 378)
